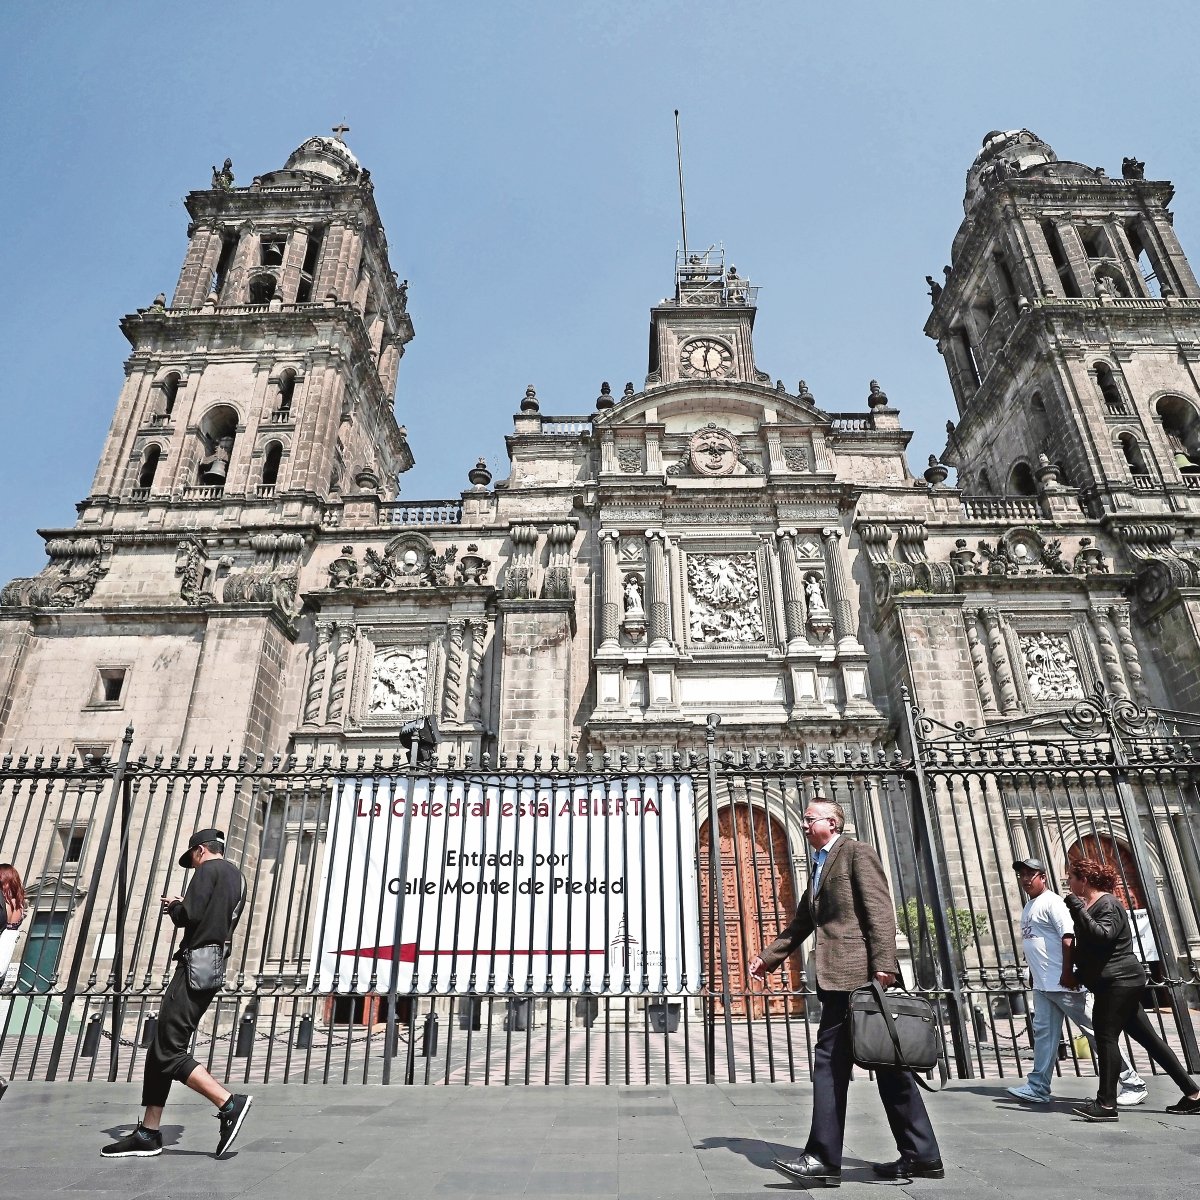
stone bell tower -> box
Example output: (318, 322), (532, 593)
(925, 129), (1200, 713)
(929, 128), (1200, 512)
(0, 132), (417, 753)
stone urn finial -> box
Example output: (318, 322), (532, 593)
(468, 456), (492, 489)
(867, 379), (889, 408)
(797, 379), (814, 401)
(596, 381), (614, 410)
(924, 455), (949, 487)
(521, 385), (540, 413)
(623, 381), (635, 399)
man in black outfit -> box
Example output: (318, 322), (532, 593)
(102, 828), (252, 1159)
(749, 799), (943, 1186)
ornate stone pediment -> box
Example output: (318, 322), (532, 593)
(326, 534), (478, 591)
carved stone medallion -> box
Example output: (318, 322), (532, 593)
(369, 646), (428, 716)
(686, 553), (765, 643)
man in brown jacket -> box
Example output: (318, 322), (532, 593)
(749, 799), (942, 1186)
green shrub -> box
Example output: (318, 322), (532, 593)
(896, 897), (988, 957)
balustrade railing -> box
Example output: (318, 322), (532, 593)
(181, 484), (225, 502)
(381, 500), (463, 525)
(960, 495), (1042, 520)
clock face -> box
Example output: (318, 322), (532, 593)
(680, 338), (733, 379)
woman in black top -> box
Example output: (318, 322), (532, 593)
(1065, 857), (1200, 1120)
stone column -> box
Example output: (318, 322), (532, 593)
(172, 223), (221, 308)
(645, 529), (672, 652)
(1159, 815), (1200, 947)
(964, 611), (998, 714)
(466, 619), (487, 724)
(820, 527), (859, 652)
(333, 220), (365, 301)
(441, 619), (467, 723)
(1109, 603), (1152, 705)
(980, 607), (1021, 714)
(314, 221), (346, 297)
(1090, 607), (1130, 700)
(325, 626), (354, 724)
(226, 224), (257, 304)
(302, 624), (332, 725)
(774, 528), (806, 651)
(598, 530), (621, 649)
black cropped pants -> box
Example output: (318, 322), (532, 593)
(141, 965), (218, 1107)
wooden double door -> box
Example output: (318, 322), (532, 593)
(699, 803), (803, 1016)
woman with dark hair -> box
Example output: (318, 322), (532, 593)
(0, 862), (27, 1102)
(1065, 856), (1200, 1120)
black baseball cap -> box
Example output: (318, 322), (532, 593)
(178, 827), (226, 869)
(1012, 857), (1048, 875)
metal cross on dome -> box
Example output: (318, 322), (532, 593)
(331, 123), (350, 141)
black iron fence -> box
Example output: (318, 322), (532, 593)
(1, 688), (1197, 1087)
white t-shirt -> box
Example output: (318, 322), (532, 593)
(1020, 890), (1074, 991)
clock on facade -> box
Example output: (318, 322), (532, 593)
(680, 337), (733, 379)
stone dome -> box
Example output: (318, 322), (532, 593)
(963, 129), (1057, 213)
(282, 135), (362, 182)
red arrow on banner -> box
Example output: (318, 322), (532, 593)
(337, 943), (600, 962)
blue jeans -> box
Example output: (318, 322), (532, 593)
(1027, 988), (1142, 1099)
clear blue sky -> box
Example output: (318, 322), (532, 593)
(3, 2), (1199, 584)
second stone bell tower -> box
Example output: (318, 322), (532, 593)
(929, 128), (1200, 515)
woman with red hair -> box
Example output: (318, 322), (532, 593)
(0, 862), (27, 1102)
(1065, 856), (1200, 1120)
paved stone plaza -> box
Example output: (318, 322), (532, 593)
(0, 1076), (1195, 1199)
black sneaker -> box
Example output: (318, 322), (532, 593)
(1073, 1099), (1118, 1122)
(215, 1093), (252, 1157)
(1165, 1094), (1200, 1115)
(101, 1124), (163, 1157)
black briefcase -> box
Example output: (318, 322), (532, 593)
(849, 980), (940, 1078)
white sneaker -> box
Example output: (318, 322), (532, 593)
(1117, 1084), (1148, 1107)
(1007, 1083), (1050, 1103)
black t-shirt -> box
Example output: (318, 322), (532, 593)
(1066, 892), (1144, 990)
(168, 857), (246, 960)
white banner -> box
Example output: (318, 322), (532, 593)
(308, 775), (701, 995)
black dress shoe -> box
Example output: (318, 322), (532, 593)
(773, 1153), (842, 1187)
(873, 1155), (945, 1180)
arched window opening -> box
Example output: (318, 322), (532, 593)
(1095, 363), (1126, 415)
(198, 405), (239, 487)
(162, 373), (180, 418)
(1007, 461), (1037, 496)
(138, 445), (161, 490)
(993, 250), (1017, 297)
(1118, 433), (1150, 477)
(259, 234), (286, 267)
(978, 468), (994, 494)
(1030, 392), (1046, 413)
(277, 370), (296, 416)
(249, 274), (277, 305)
(212, 231), (237, 298)
(1079, 226), (1113, 259)
(295, 227), (325, 303)
(261, 442), (283, 488)
(1125, 220), (1164, 298)
(1157, 396), (1200, 474)
(1042, 220), (1081, 297)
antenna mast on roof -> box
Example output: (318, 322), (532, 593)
(674, 109), (688, 260)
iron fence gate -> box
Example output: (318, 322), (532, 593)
(0, 688), (1197, 1086)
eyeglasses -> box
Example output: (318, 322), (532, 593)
(800, 816), (834, 827)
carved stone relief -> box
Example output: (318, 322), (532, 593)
(666, 423), (761, 477)
(369, 646), (428, 717)
(783, 445), (810, 472)
(1018, 632), (1085, 702)
(616, 447), (642, 473)
(686, 553), (765, 643)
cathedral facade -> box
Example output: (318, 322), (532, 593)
(2, 128), (1198, 767)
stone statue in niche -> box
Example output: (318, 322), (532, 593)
(1019, 633), (1085, 702)
(623, 573), (644, 613)
(686, 553), (765, 643)
(805, 572), (832, 639)
(369, 646), (428, 716)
